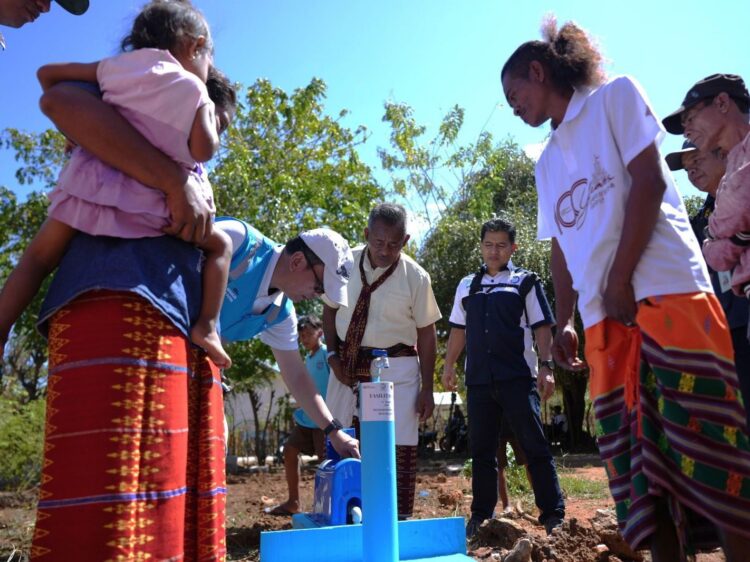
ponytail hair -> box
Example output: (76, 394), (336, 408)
(502, 15), (605, 91)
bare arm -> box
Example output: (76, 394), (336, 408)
(37, 62), (99, 91)
(550, 238), (585, 371)
(38, 84), (212, 243)
(416, 324), (436, 421)
(322, 304), (340, 355)
(272, 347), (360, 458)
(188, 103), (219, 162)
(441, 327), (465, 391)
(0, 220), (76, 350)
(323, 303), (350, 385)
(533, 324), (555, 400)
(604, 143), (666, 325)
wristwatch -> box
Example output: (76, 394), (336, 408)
(540, 359), (555, 370)
(323, 418), (344, 436)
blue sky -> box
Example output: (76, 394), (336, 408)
(2, 0), (749, 214)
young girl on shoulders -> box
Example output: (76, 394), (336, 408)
(0, 0), (233, 367)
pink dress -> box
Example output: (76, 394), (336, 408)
(702, 130), (750, 295)
(47, 48), (215, 238)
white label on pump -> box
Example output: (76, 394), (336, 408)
(360, 382), (395, 422)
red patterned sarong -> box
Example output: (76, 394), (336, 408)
(31, 291), (226, 561)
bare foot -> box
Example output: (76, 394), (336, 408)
(264, 500), (301, 516)
(191, 322), (232, 369)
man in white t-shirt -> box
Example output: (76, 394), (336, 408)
(535, 76), (749, 553)
(534, 76), (712, 332)
(502, 31), (750, 559)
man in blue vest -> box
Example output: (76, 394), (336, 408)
(442, 218), (565, 538)
(215, 217), (359, 457)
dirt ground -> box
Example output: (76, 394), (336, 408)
(0, 455), (727, 561)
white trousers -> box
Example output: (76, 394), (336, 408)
(325, 356), (420, 446)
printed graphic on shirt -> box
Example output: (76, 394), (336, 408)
(472, 271), (526, 295)
(554, 156), (615, 234)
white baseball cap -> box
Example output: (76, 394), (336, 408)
(300, 228), (353, 307)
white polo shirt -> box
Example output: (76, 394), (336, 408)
(535, 75), (711, 328)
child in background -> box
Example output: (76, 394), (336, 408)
(267, 315), (331, 516)
(502, 16), (750, 562)
(496, 418), (531, 514)
(0, 0), (233, 367)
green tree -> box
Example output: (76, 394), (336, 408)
(212, 77), (382, 244)
(223, 339), (280, 460)
(0, 129), (68, 400)
(208, 78), (385, 453)
(683, 194), (705, 218)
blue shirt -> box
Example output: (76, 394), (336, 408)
(293, 344), (330, 428)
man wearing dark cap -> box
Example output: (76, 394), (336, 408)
(663, 74), (750, 309)
(662, 73), (750, 142)
(0, 0), (87, 49)
(0, 0), (87, 28)
(665, 141), (750, 426)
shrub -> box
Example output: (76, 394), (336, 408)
(0, 396), (45, 490)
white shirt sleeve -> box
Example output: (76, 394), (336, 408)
(524, 277), (555, 328)
(259, 306), (299, 351)
(605, 76), (664, 167)
(320, 293), (339, 310)
(448, 277), (470, 327)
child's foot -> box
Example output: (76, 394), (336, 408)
(191, 323), (232, 369)
(264, 500), (300, 516)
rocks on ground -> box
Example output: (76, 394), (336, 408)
(468, 508), (644, 562)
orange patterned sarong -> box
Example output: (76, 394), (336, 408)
(31, 291), (226, 561)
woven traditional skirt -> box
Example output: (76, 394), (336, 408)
(585, 292), (750, 552)
(31, 291), (226, 561)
